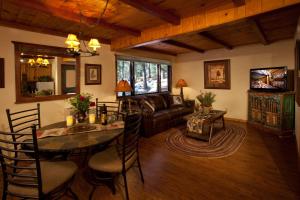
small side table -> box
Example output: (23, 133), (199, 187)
(185, 110), (226, 144)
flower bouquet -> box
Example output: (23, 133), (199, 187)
(68, 93), (95, 123)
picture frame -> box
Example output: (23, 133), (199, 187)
(85, 64), (101, 85)
(0, 58), (4, 88)
(204, 59), (230, 89)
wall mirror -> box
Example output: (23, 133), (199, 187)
(13, 41), (80, 103)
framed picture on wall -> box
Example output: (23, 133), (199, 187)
(204, 59), (231, 89)
(85, 64), (101, 85)
(0, 58), (4, 88)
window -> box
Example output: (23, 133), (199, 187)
(116, 57), (171, 96)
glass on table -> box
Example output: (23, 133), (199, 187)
(66, 115), (74, 127)
(107, 114), (118, 124)
(89, 113), (96, 124)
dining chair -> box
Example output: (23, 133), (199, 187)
(6, 103), (41, 134)
(95, 98), (121, 120)
(0, 126), (78, 200)
(6, 103), (43, 167)
(87, 113), (144, 200)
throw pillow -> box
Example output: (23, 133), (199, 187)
(172, 95), (184, 106)
(142, 100), (155, 112)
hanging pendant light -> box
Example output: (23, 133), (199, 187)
(88, 38), (101, 52)
(64, 0), (109, 57)
(65, 34), (80, 51)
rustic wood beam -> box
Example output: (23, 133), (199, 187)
(163, 40), (204, 53)
(111, 0), (300, 50)
(119, 0), (180, 25)
(135, 47), (177, 56)
(199, 32), (233, 50)
(249, 19), (269, 45)
(0, 0), (3, 19)
(11, 0), (141, 36)
(232, 0), (245, 6)
(0, 19), (111, 44)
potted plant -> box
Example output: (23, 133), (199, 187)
(68, 93), (94, 123)
(196, 91), (216, 114)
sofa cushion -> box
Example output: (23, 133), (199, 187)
(153, 110), (170, 126)
(146, 95), (167, 111)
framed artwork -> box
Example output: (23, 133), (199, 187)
(204, 59), (230, 89)
(85, 64), (101, 85)
(0, 58), (4, 88)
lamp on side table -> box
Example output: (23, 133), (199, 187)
(115, 80), (133, 113)
(176, 79), (188, 100)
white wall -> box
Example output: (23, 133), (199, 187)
(173, 40), (295, 121)
(0, 26), (174, 131)
(0, 26), (117, 130)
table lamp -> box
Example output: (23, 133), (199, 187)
(176, 79), (188, 100)
(115, 80), (132, 112)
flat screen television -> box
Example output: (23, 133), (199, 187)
(250, 67), (288, 91)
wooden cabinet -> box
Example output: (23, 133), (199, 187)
(248, 91), (295, 137)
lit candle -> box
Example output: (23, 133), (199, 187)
(89, 113), (96, 124)
(66, 115), (73, 127)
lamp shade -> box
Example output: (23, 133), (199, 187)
(176, 79), (187, 88)
(115, 80), (132, 92)
(88, 38), (101, 51)
(65, 34), (80, 48)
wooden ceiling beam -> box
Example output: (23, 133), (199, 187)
(163, 40), (204, 53)
(111, 0), (300, 51)
(119, 0), (180, 25)
(232, 0), (245, 6)
(249, 19), (269, 45)
(11, 0), (141, 36)
(135, 47), (177, 56)
(0, 19), (111, 44)
(199, 32), (233, 50)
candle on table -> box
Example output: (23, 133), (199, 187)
(89, 113), (96, 124)
(66, 115), (73, 127)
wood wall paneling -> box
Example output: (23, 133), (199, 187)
(296, 41), (300, 106)
(118, 0), (180, 25)
(0, 58), (4, 88)
(10, 0), (141, 36)
(111, 0), (300, 50)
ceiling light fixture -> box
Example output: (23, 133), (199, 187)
(65, 0), (109, 57)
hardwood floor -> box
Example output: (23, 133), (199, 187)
(1, 121), (300, 200)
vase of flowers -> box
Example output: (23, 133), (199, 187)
(196, 91), (216, 114)
(68, 93), (94, 123)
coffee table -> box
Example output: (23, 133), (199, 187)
(183, 110), (226, 143)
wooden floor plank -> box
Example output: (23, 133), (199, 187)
(1, 121), (299, 200)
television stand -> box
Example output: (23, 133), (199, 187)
(248, 90), (295, 137)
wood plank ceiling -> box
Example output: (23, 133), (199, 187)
(0, 0), (300, 55)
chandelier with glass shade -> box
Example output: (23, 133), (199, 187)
(65, 33), (101, 57)
(64, 0), (108, 57)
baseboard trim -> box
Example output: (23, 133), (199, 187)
(224, 117), (247, 123)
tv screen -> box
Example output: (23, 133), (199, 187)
(250, 67), (288, 91)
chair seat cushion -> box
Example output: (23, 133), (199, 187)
(88, 146), (137, 173)
(8, 161), (77, 197)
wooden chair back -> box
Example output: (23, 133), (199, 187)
(117, 113), (142, 168)
(0, 126), (43, 199)
(6, 103), (41, 138)
(96, 98), (121, 119)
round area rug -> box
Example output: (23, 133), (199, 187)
(165, 122), (246, 158)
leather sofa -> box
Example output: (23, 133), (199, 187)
(128, 93), (194, 137)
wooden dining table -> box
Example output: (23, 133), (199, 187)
(23, 121), (124, 153)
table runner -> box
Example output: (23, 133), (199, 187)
(37, 121), (124, 139)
